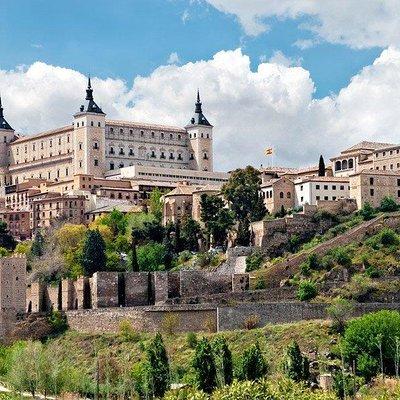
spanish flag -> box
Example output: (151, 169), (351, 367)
(265, 147), (273, 156)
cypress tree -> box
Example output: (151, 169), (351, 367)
(173, 220), (182, 253)
(283, 340), (310, 382)
(192, 338), (217, 393)
(240, 342), (268, 381)
(130, 232), (139, 272)
(318, 155), (326, 177)
(212, 336), (233, 387)
(146, 333), (170, 398)
(30, 230), (44, 257)
(82, 229), (106, 276)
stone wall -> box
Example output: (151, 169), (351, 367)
(64, 301), (400, 334)
(66, 304), (217, 333)
(180, 270), (232, 298)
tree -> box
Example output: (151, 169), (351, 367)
(130, 231), (139, 272)
(136, 242), (167, 271)
(239, 342), (268, 381)
(212, 336), (233, 387)
(148, 188), (163, 222)
(318, 155), (326, 177)
(200, 194), (234, 248)
(145, 333), (170, 398)
(102, 209), (128, 237)
(326, 297), (355, 333)
(380, 196), (399, 212)
(283, 341), (310, 382)
(82, 229), (106, 276)
(297, 280), (317, 301)
(192, 338), (217, 393)
(236, 219), (250, 247)
(173, 221), (182, 253)
(221, 166), (267, 245)
(181, 217), (202, 252)
(30, 230), (44, 257)
(342, 310), (400, 378)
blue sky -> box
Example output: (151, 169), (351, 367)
(0, 0), (382, 98)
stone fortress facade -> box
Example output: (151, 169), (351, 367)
(0, 80), (214, 186)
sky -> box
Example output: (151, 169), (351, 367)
(1, 0), (400, 171)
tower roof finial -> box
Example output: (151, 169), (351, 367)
(78, 76), (105, 115)
(86, 75), (93, 101)
(187, 89), (212, 127)
(0, 95), (13, 131)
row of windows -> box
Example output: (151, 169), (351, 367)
(15, 149), (71, 164)
(76, 121), (102, 128)
(375, 163), (400, 171)
(108, 127), (183, 141)
(15, 136), (71, 155)
(298, 184), (349, 191)
(369, 188), (400, 197)
(375, 149), (400, 158)
(299, 195), (344, 202)
(369, 177), (400, 186)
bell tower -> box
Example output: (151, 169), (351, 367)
(73, 77), (106, 176)
(0, 96), (14, 186)
(186, 91), (213, 172)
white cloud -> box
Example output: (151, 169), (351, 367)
(204, 0), (400, 49)
(268, 50), (302, 67)
(293, 39), (317, 50)
(167, 52), (180, 64)
(31, 44), (43, 49)
(181, 9), (190, 23)
(2, 47), (400, 171)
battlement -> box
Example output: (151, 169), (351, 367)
(26, 270), (250, 313)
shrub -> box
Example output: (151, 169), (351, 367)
(47, 310), (68, 334)
(357, 353), (379, 382)
(359, 202), (376, 221)
(283, 341), (310, 382)
(365, 265), (382, 278)
(379, 228), (399, 246)
(239, 342), (268, 381)
(328, 246), (352, 267)
(178, 250), (193, 264)
(186, 332), (198, 349)
(342, 310), (400, 378)
(254, 276), (267, 290)
(380, 196), (399, 212)
(246, 250), (264, 272)
(297, 280), (317, 301)
(243, 314), (261, 330)
(212, 336), (233, 387)
(137, 242), (167, 271)
(119, 319), (141, 342)
(332, 371), (359, 400)
(162, 313), (180, 335)
(299, 262), (311, 276)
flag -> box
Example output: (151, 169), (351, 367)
(265, 147), (273, 156)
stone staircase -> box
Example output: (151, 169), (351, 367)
(261, 212), (400, 287)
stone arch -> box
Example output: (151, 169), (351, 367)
(348, 158), (354, 169)
(335, 161), (342, 171)
(342, 159), (348, 170)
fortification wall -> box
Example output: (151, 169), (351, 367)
(66, 305), (217, 333)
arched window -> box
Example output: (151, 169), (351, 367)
(287, 192), (291, 199)
(342, 159), (348, 170)
(348, 159), (354, 169)
(335, 161), (342, 171)
(280, 192), (284, 199)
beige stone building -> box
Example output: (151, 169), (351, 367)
(0, 82), (215, 187)
(0, 209), (30, 240)
(261, 177), (295, 214)
(349, 170), (400, 208)
(162, 183), (222, 225)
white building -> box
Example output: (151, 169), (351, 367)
(294, 176), (350, 207)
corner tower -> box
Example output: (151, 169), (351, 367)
(73, 77), (106, 176)
(186, 91), (213, 171)
(0, 96), (15, 186)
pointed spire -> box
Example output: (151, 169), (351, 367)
(78, 76), (105, 115)
(188, 89), (211, 126)
(0, 95), (13, 131)
(86, 75), (93, 101)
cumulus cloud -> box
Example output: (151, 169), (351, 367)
(204, 0), (400, 48)
(2, 47), (400, 171)
(167, 52), (181, 64)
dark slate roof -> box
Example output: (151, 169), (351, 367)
(0, 96), (13, 131)
(78, 77), (105, 115)
(187, 90), (212, 127)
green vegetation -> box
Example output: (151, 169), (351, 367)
(245, 250), (264, 272)
(283, 341), (310, 382)
(297, 280), (318, 301)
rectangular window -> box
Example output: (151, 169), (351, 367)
(332, 185), (336, 190)
(370, 177), (374, 185)
(340, 185), (344, 190)
(370, 188), (374, 196)
(316, 196), (320, 200)
(324, 196), (328, 200)
(324, 185), (328, 190)
(94, 159), (98, 166)
(316, 185), (320, 190)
